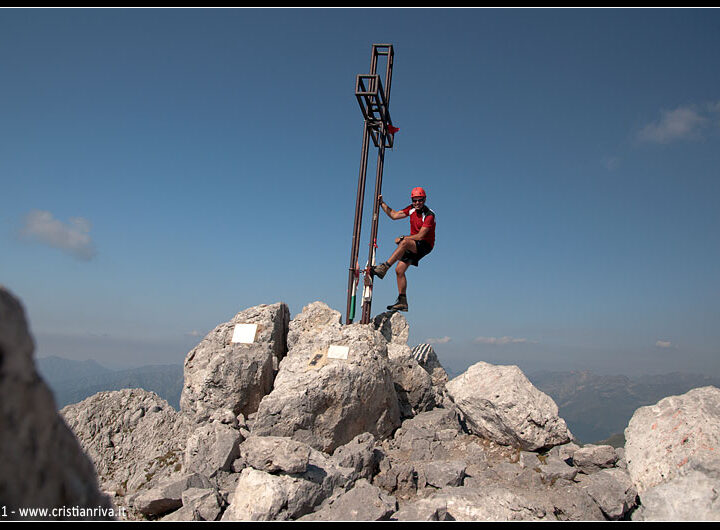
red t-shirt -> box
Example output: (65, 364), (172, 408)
(401, 205), (436, 249)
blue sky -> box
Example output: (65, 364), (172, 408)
(1, 8), (719, 376)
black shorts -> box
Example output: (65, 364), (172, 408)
(400, 239), (433, 267)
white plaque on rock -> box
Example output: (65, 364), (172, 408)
(327, 345), (349, 360)
(231, 323), (258, 344)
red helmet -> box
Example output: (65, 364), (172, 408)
(411, 187), (426, 198)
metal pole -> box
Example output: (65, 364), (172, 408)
(346, 121), (371, 324)
(361, 124), (387, 324)
(345, 44), (396, 325)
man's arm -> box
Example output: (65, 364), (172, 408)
(403, 225), (431, 241)
(379, 195), (408, 220)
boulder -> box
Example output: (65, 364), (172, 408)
(631, 469), (720, 521)
(373, 312), (436, 418)
(417, 460), (467, 489)
(388, 354), (437, 419)
(180, 487), (222, 521)
(0, 286), (114, 520)
(400, 485), (554, 521)
(572, 444), (618, 474)
(183, 421), (243, 478)
(131, 473), (212, 517)
(411, 343), (449, 388)
(299, 479), (398, 521)
(576, 468), (637, 520)
(61, 388), (193, 497)
(238, 435), (312, 474)
(221, 468), (317, 521)
(330, 432), (382, 481)
(180, 302), (290, 422)
(624, 386), (720, 493)
(446, 362), (572, 451)
(251, 302), (400, 452)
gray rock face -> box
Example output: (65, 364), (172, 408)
(222, 436), (359, 521)
(131, 473), (212, 517)
(61, 388), (193, 498)
(183, 421), (243, 478)
(572, 444), (619, 474)
(20, 291), (717, 522)
(238, 435), (312, 474)
(252, 302), (401, 452)
(576, 468), (637, 520)
(0, 286), (114, 520)
(446, 362), (573, 451)
(374, 312), (437, 418)
(411, 343), (449, 388)
(631, 469), (720, 521)
(180, 302), (290, 422)
(624, 386), (720, 494)
(299, 479), (397, 521)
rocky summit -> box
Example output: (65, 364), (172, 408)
(2, 286), (719, 521)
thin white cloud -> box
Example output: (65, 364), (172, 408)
(185, 330), (202, 338)
(474, 336), (535, 345)
(638, 104), (708, 144)
(426, 336), (452, 345)
(20, 210), (97, 261)
(655, 340), (675, 349)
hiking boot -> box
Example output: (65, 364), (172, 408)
(387, 295), (408, 312)
(371, 262), (390, 279)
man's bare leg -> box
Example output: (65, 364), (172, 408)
(395, 260), (408, 295)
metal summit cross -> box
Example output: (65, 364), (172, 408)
(346, 44), (398, 325)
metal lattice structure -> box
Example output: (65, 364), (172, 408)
(346, 44), (397, 325)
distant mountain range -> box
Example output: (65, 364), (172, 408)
(36, 356), (719, 446)
(37, 356), (184, 410)
(527, 370), (720, 445)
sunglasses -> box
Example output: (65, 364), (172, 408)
(411, 197), (425, 203)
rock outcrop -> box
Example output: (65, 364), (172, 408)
(62, 389), (194, 499)
(251, 302), (401, 452)
(446, 361), (573, 451)
(0, 286), (114, 520)
(625, 386), (720, 520)
(180, 302), (290, 422)
(7, 287), (717, 522)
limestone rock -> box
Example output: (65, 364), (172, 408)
(299, 479), (398, 521)
(391, 497), (454, 521)
(411, 343), (449, 388)
(0, 286), (114, 520)
(576, 468), (638, 520)
(131, 473), (212, 517)
(252, 302), (400, 452)
(572, 444), (618, 474)
(417, 460), (467, 489)
(61, 388), (193, 497)
(388, 353), (437, 419)
(180, 487), (222, 521)
(446, 362), (572, 451)
(180, 302), (290, 422)
(373, 311), (410, 346)
(404, 485), (555, 521)
(330, 432), (382, 481)
(631, 469), (720, 521)
(221, 467), (322, 521)
(624, 386), (720, 493)
(373, 312), (436, 418)
(183, 421), (243, 478)
(238, 435), (312, 474)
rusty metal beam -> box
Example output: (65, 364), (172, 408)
(346, 44), (396, 325)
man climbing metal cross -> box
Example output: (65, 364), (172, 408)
(370, 187), (436, 312)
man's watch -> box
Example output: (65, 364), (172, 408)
(399, 235), (405, 241)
